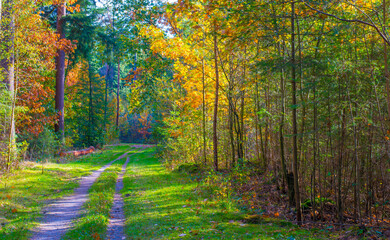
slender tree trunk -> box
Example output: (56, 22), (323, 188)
(104, 63), (109, 138)
(229, 94), (235, 167)
(352, 28), (361, 222)
(212, 22), (219, 171)
(291, 0), (302, 224)
(254, 82), (261, 163)
(116, 58), (120, 128)
(202, 57), (207, 165)
(55, 2), (66, 143)
(88, 60), (94, 145)
(338, 107), (346, 223)
(384, 0), (390, 124)
(1, 0), (15, 171)
(7, 51), (17, 170)
(312, 19), (325, 220)
(1, 0), (14, 94)
(239, 47), (246, 167)
(278, 40), (290, 200)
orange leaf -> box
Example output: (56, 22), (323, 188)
(92, 233), (100, 240)
(274, 212), (280, 217)
(6, 195), (11, 200)
(11, 208), (17, 213)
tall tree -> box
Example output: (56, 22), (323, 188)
(212, 21), (219, 171)
(55, 1), (66, 142)
(291, 0), (302, 224)
(0, 0), (15, 170)
(116, 57), (120, 128)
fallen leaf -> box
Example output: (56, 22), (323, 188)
(11, 209), (17, 213)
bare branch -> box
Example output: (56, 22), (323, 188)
(302, 0), (390, 46)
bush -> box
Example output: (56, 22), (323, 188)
(175, 162), (202, 174)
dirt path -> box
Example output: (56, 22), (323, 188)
(106, 156), (130, 240)
(30, 152), (129, 240)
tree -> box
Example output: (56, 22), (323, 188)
(55, 1), (66, 143)
(291, 0), (302, 224)
(212, 20), (219, 171)
(0, 0), (15, 170)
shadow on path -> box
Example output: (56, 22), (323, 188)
(30, 152), (129, 240)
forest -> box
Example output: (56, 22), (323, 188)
(1, 0), (390, 239)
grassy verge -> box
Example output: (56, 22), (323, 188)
(62, 158), (126, 240)
(123, 148), (329, 239)
(0, 144), (133, 240)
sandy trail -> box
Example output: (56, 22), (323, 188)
(106, 155), (130, 240)
(30, 152), (129, 240)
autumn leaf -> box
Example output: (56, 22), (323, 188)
(11, 208), (17, 213)
(92, 232), (100, 240)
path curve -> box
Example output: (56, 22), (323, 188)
(106, 155), (130, 240)
(30, 152), (129, 240)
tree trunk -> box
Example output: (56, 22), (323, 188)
(338, 107), (346, 223)
(384, 0), (390, 125)
(212, 22), (219, 171)
(55, 2), (66, 143)
(116, 57), (120, 128)
(1, 0), (15, 171)
(291, 0), (302, 224)
(88, 61), (94, 145)
(7, 53), (17, 170)
(104, 63), (109, 139)
(202, 57), (207, 165)
(279, 67), (288, 196)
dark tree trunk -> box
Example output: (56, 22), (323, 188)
(116, 58), (120, 128)
(88, 61), (94, 145)
(104, 63), (109, 137)
(291, 0), (302, 224)
(55, 2), (66, 142)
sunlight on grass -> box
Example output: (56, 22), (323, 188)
(0, 144), (133, 240)
(123, 148), (329, 239)
(62, 159), (125, 240)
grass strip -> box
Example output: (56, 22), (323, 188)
(0, 144), (133, 240)
(123, 148), (330, 239)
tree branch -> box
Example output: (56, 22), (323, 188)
(302, 0), (390, 46)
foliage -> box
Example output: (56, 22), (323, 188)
(122, 148), (328, 239)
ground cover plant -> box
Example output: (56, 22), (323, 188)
(2, 0), (390, 237)
(123, 147), (330, 239)
(62, 158), (126, 240)
(0, 145), (133, 240)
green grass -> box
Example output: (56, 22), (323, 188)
(123, 148), (330, 239)
(0, 144), (133, 240)
(62, 158), (126, 240)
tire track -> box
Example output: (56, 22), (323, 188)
(30, 152), (129, 240)
(106, 155), (130, 240)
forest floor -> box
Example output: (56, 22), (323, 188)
(1, 144), (337, 239)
